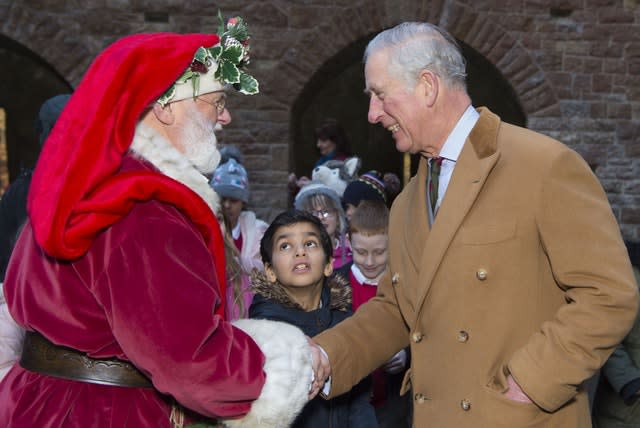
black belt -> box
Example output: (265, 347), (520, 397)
(20, 331), (153, 388)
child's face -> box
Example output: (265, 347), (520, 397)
(309, 203), (338, 238)
(221, 197), (243, 229)
(316, 138), (337, 156)
(350, 232), (389, 281)
(265, 222), (333, 290)
(345, 203), (357, 222)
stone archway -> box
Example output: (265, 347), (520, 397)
(0, 4), (91, 182)
(0, 35), (73, 182)
(1, 4), (92, 86)
(282, 2), (560, 183)
(440, 4), (559, 116)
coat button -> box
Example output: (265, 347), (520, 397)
(412, 332), (424, 343)
(392, 273), (400, 285)
(476, 269), (488, 280)
(457, 330), (469, 343)
(461, 399), (471, 411)
(414, 393), (427, 403)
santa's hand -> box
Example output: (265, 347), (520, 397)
(383, 349), (407, 374)
(226, 319), (313, 428)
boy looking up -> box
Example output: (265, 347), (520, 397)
(250, 210), (377, 428)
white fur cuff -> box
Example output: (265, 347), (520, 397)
(222, 319), (311, 428)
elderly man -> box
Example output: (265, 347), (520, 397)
(0, 17), (311, 428)
(312, 22), (639, 427)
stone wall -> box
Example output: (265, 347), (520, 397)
(1, 0), (638, 239)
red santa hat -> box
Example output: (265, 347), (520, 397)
(28, 21), (257, 317)
(29, 32), (218, 258)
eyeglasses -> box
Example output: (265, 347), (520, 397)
(310, 209), (335, 220)
(196, 95), (226, 114)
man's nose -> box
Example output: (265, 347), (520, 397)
(367, 96), (383, 124)
(217, 108), (231, 125)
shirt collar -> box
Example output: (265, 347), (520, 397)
(439, 105), (479, 162)
(350, 264), (380, 286)
(231, 221), (241, 240)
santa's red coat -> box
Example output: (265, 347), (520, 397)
(0, 156), (266, 426)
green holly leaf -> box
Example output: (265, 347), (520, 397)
(216, 10), (225, 36)
(157, 11), (259, 104)
(220, 43), (243, 63)
(193, 47), (208, 64)
(217, 61), (240, 84)
(208, 45), (222, 61)
(238, 72), (259, 95)
(175, 70), (195, 85)
(191, 73), (201, 96)
(157, 85), (176, 106)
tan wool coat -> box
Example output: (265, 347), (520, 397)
(315, 108), (639, 428)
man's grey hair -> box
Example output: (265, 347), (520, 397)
(364, 22), (467, 91)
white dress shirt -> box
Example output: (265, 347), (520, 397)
(434, 105), (479, 211)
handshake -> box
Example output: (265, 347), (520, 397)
(307, 338), (407, 398)
(307, 338), (331, 399)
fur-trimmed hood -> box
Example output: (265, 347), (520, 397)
(250, 269), (352, 312)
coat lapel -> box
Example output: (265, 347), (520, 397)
(403, 160), (431, 269)
(410, 108), (502, 322)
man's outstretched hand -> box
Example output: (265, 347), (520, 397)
(307, 337), (331, 399)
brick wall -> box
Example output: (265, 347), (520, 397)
(1, 0), (638, 239)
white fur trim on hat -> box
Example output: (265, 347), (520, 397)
(171, 63), (225, 103)
(294, 181), (342, 209)
(222, 319), (312, 428)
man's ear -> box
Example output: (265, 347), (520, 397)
(265, 264), (277, 283)
(152, 102), (175, 125)
(324, 260), (334, 277)
(418, 69), (439, 107)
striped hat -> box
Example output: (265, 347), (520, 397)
(342, 170), (387, 207)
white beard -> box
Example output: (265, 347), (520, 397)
(129, 123), (221, 218)
(179, 103), (221, 175)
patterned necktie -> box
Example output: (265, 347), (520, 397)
(429, 157), (443, 214)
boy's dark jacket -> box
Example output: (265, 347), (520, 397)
(249, 271), (378, 428)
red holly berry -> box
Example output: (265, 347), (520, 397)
(190, 60), (208, 73)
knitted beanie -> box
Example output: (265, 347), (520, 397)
(342, 170), (387, 207)
(219, 145), (244, 166)
(211, 158), (249, 203)
(35, 94), (72, 146)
